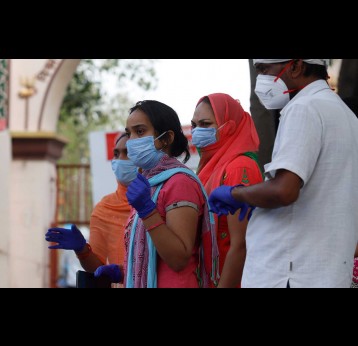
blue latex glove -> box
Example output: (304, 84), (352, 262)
(94, 264), (122, 283)
(209, 185), (255, 221)
(45, 224), (86, 252)
(126, 173), (156, 218)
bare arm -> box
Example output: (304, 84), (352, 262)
(217, 211), (248, 288)
(78, 215), (110, 272)
(232, 169), (302, 208)
(142, 207), (198, 272)
(75, 246), (105, 273)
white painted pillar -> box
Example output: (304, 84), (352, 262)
(7, 59), (80, 287)
(9, 158), (57, 288)
(0, 130), (11, 287)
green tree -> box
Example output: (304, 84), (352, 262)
(58, 59), (158, 163)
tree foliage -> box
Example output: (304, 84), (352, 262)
(58, 59), (158, 163)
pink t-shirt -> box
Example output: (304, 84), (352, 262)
(154, 173), (205, 288)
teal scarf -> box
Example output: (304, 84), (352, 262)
(126, 167), (219, 288)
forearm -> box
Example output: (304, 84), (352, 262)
(79, 253), (104, 272)
(142, 212), (191, 272)
(75, 245), (104, 272)
(232, 171), (301, 208)
(232, 182), (284, 208)
(218, 246), (246, 288)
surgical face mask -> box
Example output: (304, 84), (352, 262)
(254, 74), (290, 110)
(111, 159), (138, 186)
(191, 123), (226, 148)
(126, 132), (166, 170)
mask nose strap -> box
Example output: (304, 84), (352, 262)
(274, 60), (306, 95)
(274, 60), (294, 82)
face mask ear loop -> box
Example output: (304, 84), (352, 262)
(154, 131), (168, 152)
(217, 122), (227, 131)
(154, 131), (168, 141)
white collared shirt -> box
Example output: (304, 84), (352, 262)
(242, 80), (358, 288)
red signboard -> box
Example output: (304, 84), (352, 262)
(182, 125), (197, 154)
(105, 131), (121, 161)
(0, 118), (6, 131)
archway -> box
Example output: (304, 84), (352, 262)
(0, 59), (81, 287)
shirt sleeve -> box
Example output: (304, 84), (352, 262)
(264, 103), (322, 186)
(156, 173), (205, 217)
(223, 156), (264, 187)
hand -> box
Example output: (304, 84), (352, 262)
(45, 224), (86, 252)
(126, 173), (156, 218)
(209, 185), (254, 221)
(94, 264), (122, 283)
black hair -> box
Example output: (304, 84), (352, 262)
(200, 96), (210, 105)
(302, 61), (329, 80)
(129, 100), (190, 163)
(115, 132), (127, 145)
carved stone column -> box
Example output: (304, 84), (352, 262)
(7, 59), (80, 287)
(0, 59), (10, 288)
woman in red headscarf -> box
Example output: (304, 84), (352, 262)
(191, 93), (263, 287)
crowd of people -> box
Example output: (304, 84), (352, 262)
(45, 59), (358, 288)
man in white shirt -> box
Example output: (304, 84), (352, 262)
(209, 59), (358, 288)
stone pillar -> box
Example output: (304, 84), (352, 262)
(7, 59), (80, 287)
(9, 133), (67, 287)
(0, 59), (10, 287)
(0, 130), (10, 287)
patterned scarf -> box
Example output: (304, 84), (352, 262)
(352, 258), (358, 288)
(124, 155), (219, 288)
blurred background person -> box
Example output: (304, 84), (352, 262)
(45, 133), (136, 277)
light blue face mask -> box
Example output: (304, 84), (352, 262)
(126, 132), (167, 170)
(111, 159), (138, 186)
(192, 123), (228, 148)
(191, 127), (217, 148)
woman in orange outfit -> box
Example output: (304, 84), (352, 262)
(46, 134), (135, 274)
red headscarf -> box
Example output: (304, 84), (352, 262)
(196, 93), (260, 195)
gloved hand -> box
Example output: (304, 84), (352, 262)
(126, 173), (156, 218)
(209, 185), (255, 221)
(45, 224), (86, 252)
(94, 264), (122, 283)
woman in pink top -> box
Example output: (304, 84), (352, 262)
(95, 100), (219, 288)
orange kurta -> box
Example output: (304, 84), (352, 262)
(89, 183), (131, 265)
